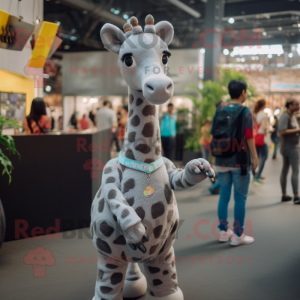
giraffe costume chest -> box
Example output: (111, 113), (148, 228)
(91, 158), (179, 261)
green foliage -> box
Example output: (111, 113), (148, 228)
(184, 135), (200, 152)
(0, 116), (20, 183)
(176, 107), (189, 131)
(184, 67), (257, 151)
(219, 68), (257, 101)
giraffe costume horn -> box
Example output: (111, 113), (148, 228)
(123, 23), (132, 38)
(144, 14), (155, 33)
(130, 16), (143, 35)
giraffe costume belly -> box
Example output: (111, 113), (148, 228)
(90, 15), (215, 300)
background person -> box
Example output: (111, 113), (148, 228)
(118, 106), (128, 149)
(278, 98), (300, 204)
(160, 103), (177, 160)
(24, 98), (51, 134)
(45, 102), (55, 130)
(211, 80), (258, 246)
(70, 112), (78, 130)
(199, 119), (212, 161)
(253, 99), (269, 185)
(78, 114), (89, 130)
(271, 113), (279, 160)
(95, 99), (118, 132)
(89, 108), (96, 126)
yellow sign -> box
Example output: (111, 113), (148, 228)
(0, 10), (9, 35)
(28, 22), (59, 68)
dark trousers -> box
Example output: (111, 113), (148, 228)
(271, 135), (279, 159)
(253, 143), (268, 178)
(111, 132), (120, 152)
(161, 136), (175, 160)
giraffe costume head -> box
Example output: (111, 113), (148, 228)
(90, 15), (213, 300)
(101, 15), (174, 104)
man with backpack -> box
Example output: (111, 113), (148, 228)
(210, 80), (258, 246)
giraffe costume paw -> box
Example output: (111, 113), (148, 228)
(90, 14), (214, 300)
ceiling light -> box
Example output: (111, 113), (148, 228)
(56, 21), (61, 25)
(110, 8), (115, 12)
(36, 18), (40, 24)
(223, 49), (229, 55)
(278, 27), (282, 31)
(114, 10), (120, 15)
(123, 14), (129, 19)
(45, 86), (51, 92)
(200, 48), (205, 54)
(267, 54), (272, 58)
(228, 18), (235, 24)
(83, 98), (87, 103)
(288, 53), (293, 58)
(262, 32), (267, 36)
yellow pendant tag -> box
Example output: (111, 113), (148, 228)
(144, 186), (154, 197)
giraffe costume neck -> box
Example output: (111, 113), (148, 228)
(122, 88), (162, 164)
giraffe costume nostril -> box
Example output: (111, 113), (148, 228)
(91, 14), (214, 300)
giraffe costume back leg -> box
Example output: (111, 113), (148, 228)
(90, 15), (214, 300)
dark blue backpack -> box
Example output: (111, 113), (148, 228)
(210, 104), (246, 158)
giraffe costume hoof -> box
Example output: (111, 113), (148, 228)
(146, 288), (184, 300)
(123, 262), (147, 298)
(90, 14), (214, 300)
(123, 275), (147, 298)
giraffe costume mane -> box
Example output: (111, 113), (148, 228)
(90, 15), (213, 300)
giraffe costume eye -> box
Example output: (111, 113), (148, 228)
(124, 56), (136, 68)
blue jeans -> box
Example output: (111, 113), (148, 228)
(218, 168), (250, 236)
(210, 180), (220, 192)
(254, 143), (268, 178)
(271, 136), (279, 159)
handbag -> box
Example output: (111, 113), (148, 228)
(253, 118), (264, 146)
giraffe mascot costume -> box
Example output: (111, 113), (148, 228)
(91, 15), (214, 300)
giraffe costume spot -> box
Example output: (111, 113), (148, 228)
(90, 14), (214, 300)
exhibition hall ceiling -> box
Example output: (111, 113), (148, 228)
(44, 0), (300, 52)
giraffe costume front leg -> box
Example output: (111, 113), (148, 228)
(90, 14), (215, 300)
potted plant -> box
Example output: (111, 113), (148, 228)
(183, 134), (201, 164)
(0, 116), (20, 250)
(183, 80), (226, 164)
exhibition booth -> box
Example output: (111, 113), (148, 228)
(0, 128), (111, 242)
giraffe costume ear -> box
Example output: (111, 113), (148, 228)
(100, 23), (126, 54)
(155, 21), (174, 45)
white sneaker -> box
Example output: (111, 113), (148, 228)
(219, 229), (233, 242)
(230, 234), (254, 246)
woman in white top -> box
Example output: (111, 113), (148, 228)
(253, 99), (269, 185)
